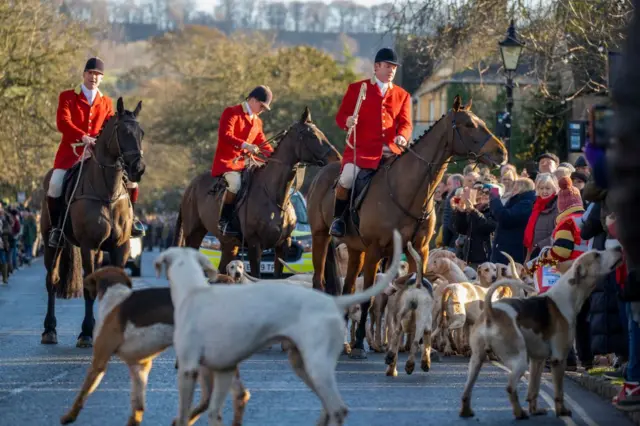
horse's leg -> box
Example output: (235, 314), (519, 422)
(42, 246), (62, 344)
(311, 234), (331, 291)
(248, 243), (262, 279)
(343, 249), (364, 353)
(274, 239), (288, 279)
(184, 226), (207, 250)
(350, 249), (380, 360)
(78, 247), (98, 348)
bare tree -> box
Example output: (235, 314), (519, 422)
(265, 1), (288, 30)
(289, 1), (305, 32)
(304, 1), (330, 32)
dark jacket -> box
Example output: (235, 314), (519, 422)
(589, 271), (628, 357)
(489, 190), (536, 264)
(580, 202), (606, 251)
(441, 191), (458, 248)
(452, 204), (496, 264)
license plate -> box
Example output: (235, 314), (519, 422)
(244, 262), (275, 273)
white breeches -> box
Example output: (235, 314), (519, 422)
(47, 169), (67, 197)
(338, 163), (361, 190)
(224, 172), (242, 194)
(126, 181), (138, 189)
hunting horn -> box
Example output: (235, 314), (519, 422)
(346, 82), (367, 148)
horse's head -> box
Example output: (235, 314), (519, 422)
(103, 97), (146, 182)
(285, 107), (342, 166)
(448, 95), (508, 168)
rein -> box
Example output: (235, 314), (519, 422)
(382, 110), (495, 242)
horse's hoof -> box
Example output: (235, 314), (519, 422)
(459, 407), (475, 418)
(60, 413), (76, 424)
(404, 361), (415, 375)
(342, 343), (351, 355)
(349, 348), (367, 359)
(76, 336), (93, 348)
(41, 331), (58, 345)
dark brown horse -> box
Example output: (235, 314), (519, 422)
(174, 107), (341, 277)
(306, 96), (508, 359)
(40, 98), (146, 347)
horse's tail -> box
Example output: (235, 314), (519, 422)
(173, 208), (184, 247)
(56, 243), (83, 299)
(324, 238), (341, 296)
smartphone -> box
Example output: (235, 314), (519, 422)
(589, 104), (614, 148)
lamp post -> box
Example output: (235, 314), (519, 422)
(499, 19), (525, 163)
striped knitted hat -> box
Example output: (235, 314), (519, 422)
(557, 176), (583, 212)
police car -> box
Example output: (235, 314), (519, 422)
(199, 190), (313, 276)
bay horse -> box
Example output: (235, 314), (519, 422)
(40, 98), (146, 347)
(174, 107), (341, 277)
(306, 96), (508, 359)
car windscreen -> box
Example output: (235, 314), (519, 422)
(291, 194), (308, 224)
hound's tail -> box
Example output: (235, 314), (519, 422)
(501, 251), (521, 280)
(335, 230), (402, 310)
(483, 279), (536, 322)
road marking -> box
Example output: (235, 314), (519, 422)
(0, 371), (69, 402)
(491, 361), (578, 426)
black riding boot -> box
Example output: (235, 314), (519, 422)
(218, 191), (239, 236)
(47, 196), (63, 248)
(329, 199), (349, 238)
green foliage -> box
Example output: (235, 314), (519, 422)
(0, 0), (92, 197)
(133, 26), (360, 175)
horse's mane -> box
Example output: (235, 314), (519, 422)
(395, 113), (447, 160)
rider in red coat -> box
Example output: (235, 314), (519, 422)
(211, 85), (274, 236)
(330, 47), (413, 237)
(48, 57), (144, 248)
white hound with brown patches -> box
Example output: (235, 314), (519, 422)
(156, 230), (404, 426)
(460, 247), (623, 420)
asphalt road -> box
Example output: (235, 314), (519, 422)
(0, 250), (633, 426)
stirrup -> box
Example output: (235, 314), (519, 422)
(131, 220), (145, 237)
(219, 220), (239, 237)
(48, 228), (63, 248)
(329, 217), (346, 238)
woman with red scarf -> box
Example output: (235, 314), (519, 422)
(524, 173), (559, 262)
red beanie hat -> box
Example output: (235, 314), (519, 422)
(557, 176), (583, 212)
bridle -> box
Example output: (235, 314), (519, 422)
(382, 109), (497, 242)
(92, 115), (144, 173)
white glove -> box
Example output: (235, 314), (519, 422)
(81, 134), (96, 146)
(241, 142), (260, 155)
(394, 135), (407, 147)
(346, 115), (358, 128)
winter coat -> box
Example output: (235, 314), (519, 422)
(489, 190), (536, 264)
(453, 204), (496, 264)
(589, 270), (628, 357)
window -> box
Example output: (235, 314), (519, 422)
(429, 99), (435, 122)
(290, 192), (308, 224)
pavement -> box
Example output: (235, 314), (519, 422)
(0, 250), (634, 425)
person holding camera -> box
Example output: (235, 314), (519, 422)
(488, 177), (536, 264)
(451, 182), (496, 266)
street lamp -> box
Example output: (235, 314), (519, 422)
(499, 19), (525, 162)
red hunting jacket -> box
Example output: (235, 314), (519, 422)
(335, 77), (412, 170)
(54, 85), (114, 169)
(211, 104), (274, 177)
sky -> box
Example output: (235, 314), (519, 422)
(193, 0), (392, 11)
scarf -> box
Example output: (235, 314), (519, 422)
(524, 195), (555, 249)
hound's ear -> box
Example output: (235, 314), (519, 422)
(154, 252), (172, 279)
(84, 274), (98, 299)
(569, 262), (588, 285)
(195, 251), (218, 282)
